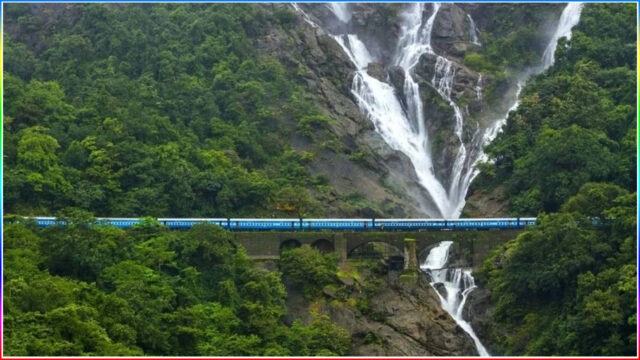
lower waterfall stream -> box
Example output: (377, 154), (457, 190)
(422, 241), (489, 356)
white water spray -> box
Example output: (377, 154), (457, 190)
(466, 2), (583, 185)
(467, 14), (481, 45)
(422, 241), (489, 356)
(475, 74), (483, 101)
(292, 2), (583, 219)
(542, 3), (584, 68)
(326, 2), (351, 23)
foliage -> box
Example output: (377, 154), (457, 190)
(2, 4), (335, 218)
(463, 4), (562, 73)
(473, 4), (637, 356)
(279, 245), (338, 298)
(286, 316), (351, 356)
(481, 185), (636, 356)
(3, 220), (351, 356)
(478, 3), (636, 215)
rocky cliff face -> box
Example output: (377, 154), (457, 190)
(463, 287), (494, 354)
(285, 271), (478, 356)
(283, 3), (563, 217)
(260, 4), (451, 217)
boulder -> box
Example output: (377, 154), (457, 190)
(432, 4), (473, 57)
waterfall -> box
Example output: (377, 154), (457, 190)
(467, 14), (481, 45)
(331, 4), (452, 217)
(326, 3), (488, 218)
(289, 3), (584, 355)
(333, 3), (465, 218)
(291, 3), (318, 28)
(541, 3), (584, 68)
(467, 2), (583, 183)
(422, 241), (490, 356)
(326, 2), (351, 23)
(292, 3), (583, 219)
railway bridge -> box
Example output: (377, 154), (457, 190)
(27, 216), (532, 271)
(235, 229), (524, 271)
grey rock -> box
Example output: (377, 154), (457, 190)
(433, 4), (471, 57)
(463, 286), (495, 354)
(367, 62), (386, 82)
(292, 273), (479, 356)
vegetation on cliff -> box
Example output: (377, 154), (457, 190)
(3, 4), (335, 218)
(480, 183), (636, 356)
(473, 3), (636, 215)
(3, 215), (350, 356)
(3, 3), (636, 357)
(474, 4), (637, 356)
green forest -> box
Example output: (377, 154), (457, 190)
(2, 2), (637, 357)
(473, 3), (637, 356)
(4, 213), (350, 356)
(3, 4), (329, 218)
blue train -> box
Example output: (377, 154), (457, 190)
(28, 217), (537, 231)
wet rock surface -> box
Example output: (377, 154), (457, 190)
(463, 286), (494, 354)
(286, 272), (478, 356)
(257, 4), (436, 217)
(432, 4), (472, 57)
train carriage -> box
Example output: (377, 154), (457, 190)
(305, 218), (373, 230)
(374, 219), (445, 231)
(94, 218), (142, 228)
(159, 218), (227, 229)
(228, 219), (301, 230)
(35, 217), (61, 227)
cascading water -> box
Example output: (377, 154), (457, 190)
(541, 3), (583, 68)
(292, 2), (584, 219)
(475, 74), (483, 101)
(467, 14), (481, 46)
(332, 3), (466, 217)
(422, 241), (489, 356)
(326, 2), (351, 23)
(292, 2), (583, 219)
(290, 2), (584, 356)
(330, 4), (452, 217)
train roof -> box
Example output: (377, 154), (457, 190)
(231, 218), (303, 221)
(158, 218), (228, 221)
(95, 217), (143, 221)
(302, 218), (376, 221)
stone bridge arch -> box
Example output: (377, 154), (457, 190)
(311, 238), (334, 253)
(346, 235), (405, 255)
(280, 238), (302, 251)
(233, 229), (523, 269)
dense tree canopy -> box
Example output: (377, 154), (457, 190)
(474, 3), (636, 216)
(474, 3), (637, 356)
(2, 3), (636, 357)
(3, 3), (337, 218)
(480, 183), (636, 356)
(3, 219), (350, 356)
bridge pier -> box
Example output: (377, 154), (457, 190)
(404, 238), (418, 271)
